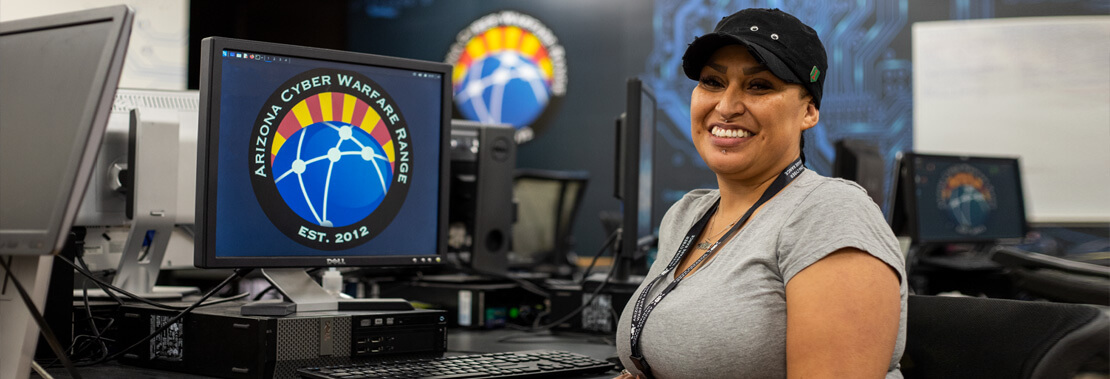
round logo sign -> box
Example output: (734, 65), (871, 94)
(446, 11), (567, 141)
(935, 164), (996, 236)
(248, 68), (412, 250)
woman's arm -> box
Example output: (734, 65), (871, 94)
(785, 248), (901, 379)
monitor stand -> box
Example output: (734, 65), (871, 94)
(0, 255), (54, 379)
(241, 268), (414, 317)
(86, 109), (199, 301)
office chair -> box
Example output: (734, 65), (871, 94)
(509, 169), (589, 274)
(991, 247), (1110, 306)
(901, 295), (1110, 379)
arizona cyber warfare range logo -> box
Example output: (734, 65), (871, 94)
(249, 68), (412, 250)
(446, 10), (567, 142)
(936, 164), (996, 236)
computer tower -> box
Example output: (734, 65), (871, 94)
(116, 302), (447, 379)
(448, 120), (516, 274)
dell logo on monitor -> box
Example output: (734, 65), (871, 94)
(326, 258), (346, 265)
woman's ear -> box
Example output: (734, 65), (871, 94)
(801, 99), (819, 131)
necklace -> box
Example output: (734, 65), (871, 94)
(695, 213), (739, 250)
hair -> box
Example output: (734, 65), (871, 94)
(799, 132), (807, 165)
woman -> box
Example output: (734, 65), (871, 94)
(615, 8), (906, 379)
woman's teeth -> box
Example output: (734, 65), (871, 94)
(711, 127), (751, 138)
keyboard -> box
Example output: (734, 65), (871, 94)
(296, 350), (617, 379)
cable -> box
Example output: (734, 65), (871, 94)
(0, 255), (82, 379)
(451, 263), (552, 300)
(529, 256), (620, 332)
(79, 268), (254, 367)
(56, 254), (246, 311)
(505, 229), (623, 333)
(578, 228), (621, 284)
(75, 254), (123, 307)
(37, 256), (122, 369)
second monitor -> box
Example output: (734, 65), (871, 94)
(194, 37), (452, 314)
(613, 77), (657, 281)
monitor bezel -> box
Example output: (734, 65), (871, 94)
(901, 152), (1029, 245)
(195, 37), (451, 269)
(617, 77), (656, 271)
(0, 5), (133, 256)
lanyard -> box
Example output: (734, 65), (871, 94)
(627, 158), (804, 378)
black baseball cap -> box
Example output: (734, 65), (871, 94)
(682, 8), (828, 109)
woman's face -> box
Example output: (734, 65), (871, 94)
(690, 44), (819, 182)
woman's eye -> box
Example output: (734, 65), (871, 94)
(748, 80), (773, 90)
(699, 77), (724, 89)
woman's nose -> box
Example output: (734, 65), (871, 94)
(714, 86), (746, 121)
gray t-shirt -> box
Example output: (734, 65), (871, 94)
(616, 170), (907, 378)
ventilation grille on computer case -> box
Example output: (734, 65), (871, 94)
(112, 89), (199, 113)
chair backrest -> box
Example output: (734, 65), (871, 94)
(509, 169), (589, 270)
(901, 295), (1109, 379)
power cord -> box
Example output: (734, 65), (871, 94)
(79, 267), (254, 367)
(577, 228), (621, 284)
(0, 255), (82, 379)
(56, 254), (249, 310)
(502, 228), (622, 333)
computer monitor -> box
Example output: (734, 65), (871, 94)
(612, 77), (656, 282)
(195, 37), (451, 315)
(833, 139), (886, 209)
(0, 5), (133, 378)
(74, 89), (202, 298)
(893, 152), (1028, 245)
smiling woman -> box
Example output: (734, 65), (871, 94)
(615, 8), (907, 379)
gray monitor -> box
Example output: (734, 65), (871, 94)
(0, 5), (133, 256)
(0, 5), (133, 379)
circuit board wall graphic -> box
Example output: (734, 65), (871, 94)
(642, 0), (1106, 219)
(645, 0), (912, 214)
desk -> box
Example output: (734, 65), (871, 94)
(35, 328), (620, 379)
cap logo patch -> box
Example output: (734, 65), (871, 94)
(809, 66), (820, 82)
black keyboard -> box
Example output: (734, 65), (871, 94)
(297, 350), (616, 379)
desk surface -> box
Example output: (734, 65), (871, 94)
(36, 328), (620, 379)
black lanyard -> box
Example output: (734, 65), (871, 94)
(627, 158), (804, 378)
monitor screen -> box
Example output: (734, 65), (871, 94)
(195, 37), (450, 268)
(0, 6), (132, 256)
(904, 153), (1027, 244)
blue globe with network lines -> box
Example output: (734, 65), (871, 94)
(454, 52), (550, 128)
(944, 184), (992, 235)
(271, 121), (393, 228)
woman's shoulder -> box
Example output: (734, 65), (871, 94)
(674, 188), (720, 210)
(659, 189), (719, 227)
(794, 171), (875, 204)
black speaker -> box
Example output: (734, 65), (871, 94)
(448, 120), (515, 274)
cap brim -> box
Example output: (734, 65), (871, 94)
(682, 33), (802, 84)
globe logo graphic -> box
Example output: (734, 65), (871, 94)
(272, 120), (392, 227)
(944, 185), (992, 233)
(250, 71), (411, 250)
(447, 12), (568, 134)
(937, 165), (996, 236)
(455, 51), (550, 128)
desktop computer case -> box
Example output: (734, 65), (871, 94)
(448, 121), (516, 274)
(116, 303), (446, 379)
